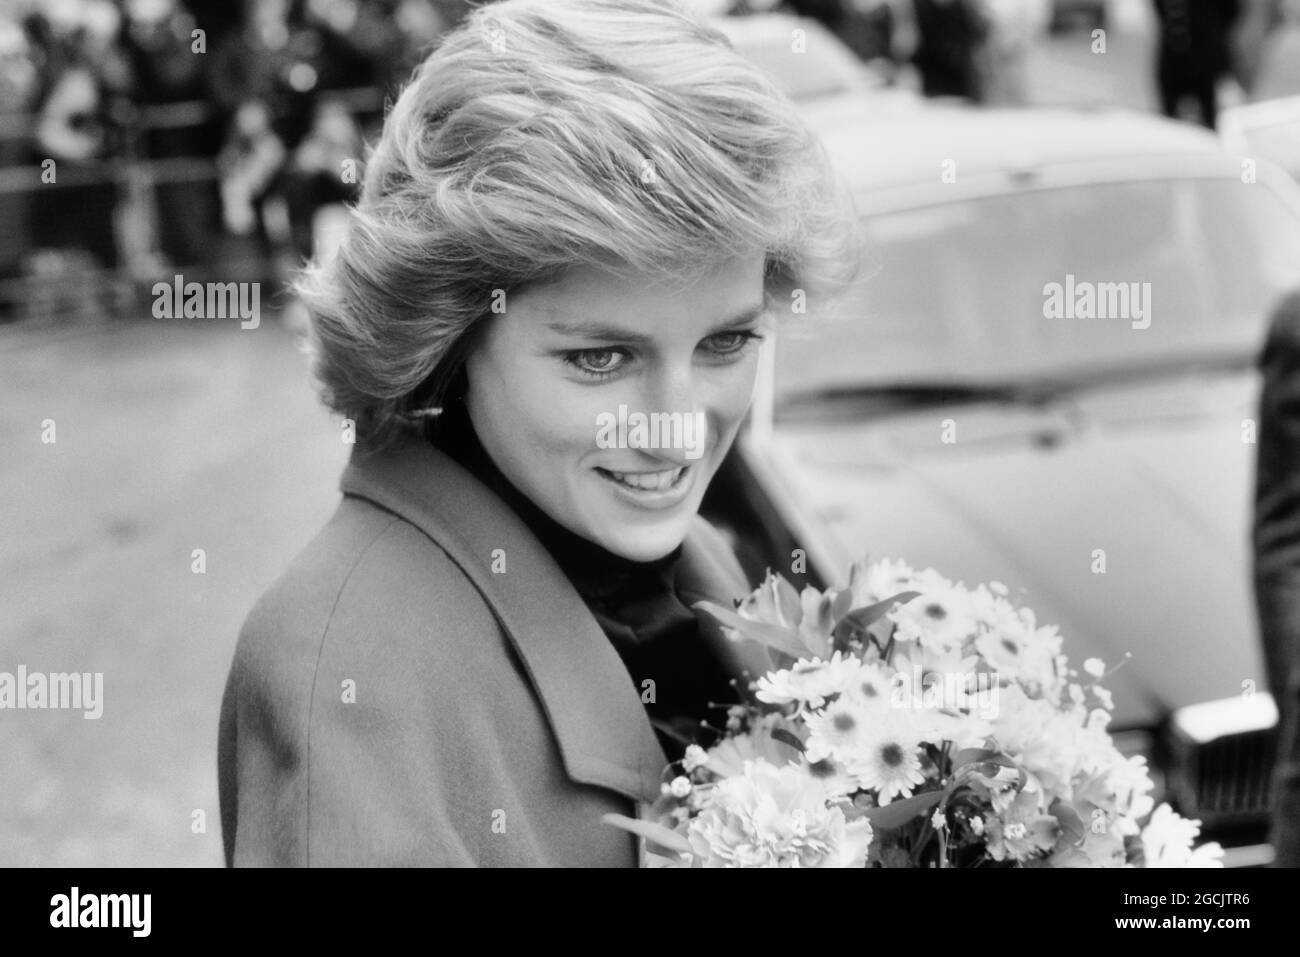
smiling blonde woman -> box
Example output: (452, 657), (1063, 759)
(217, 0), (859, 866)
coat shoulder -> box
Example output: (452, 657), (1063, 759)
(219, 496), (520, 865)
(230, 495), (500, 706)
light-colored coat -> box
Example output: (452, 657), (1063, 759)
(217, 430), (768, 866)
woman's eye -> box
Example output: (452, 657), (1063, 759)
(565, 348), (627, 378)
(704, 331), (762, 356)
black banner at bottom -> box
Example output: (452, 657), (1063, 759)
(0, 864), (1288, 943)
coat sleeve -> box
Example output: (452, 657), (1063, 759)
(1255, 292), (1300, 868)
(218, 516), (501, 867)
(1254, 290), (1300, 705)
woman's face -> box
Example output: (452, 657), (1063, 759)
(464, 253), (770, 562)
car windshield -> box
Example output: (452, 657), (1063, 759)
(1234, 118), (1300, 181)
(722, 22), (863, 101)
(774, 178), (1300, 404)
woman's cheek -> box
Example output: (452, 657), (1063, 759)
(556, 391), (616, 453)
(506, 361), (590, 446)
(711, 356), (762, 424)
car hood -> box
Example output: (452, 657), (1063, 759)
(760, 371), (1265, 728)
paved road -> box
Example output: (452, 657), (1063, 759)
(1, 313), (347, 866)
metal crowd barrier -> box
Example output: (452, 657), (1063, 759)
(0, 87), (382, 323)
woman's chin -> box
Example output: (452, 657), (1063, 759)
(588, 520), (693, 564)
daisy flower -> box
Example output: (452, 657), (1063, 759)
(975, 619), (1062, 692)
(803, 693), (875, 764)
(755, 651), (861, 710)
(843, 711), (928, 804)
(846, 557), (918, 607)
(889, 647), (983, 715)
(835, 659), (895, 715)
(889, 577), (978, 652)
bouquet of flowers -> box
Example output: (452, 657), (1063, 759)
(606, 559), (1224, 868)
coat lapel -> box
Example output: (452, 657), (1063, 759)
(338, 430), (757, 805)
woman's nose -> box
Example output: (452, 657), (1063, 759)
(644, 363), (700, 422)
(636, 366), (708, 464)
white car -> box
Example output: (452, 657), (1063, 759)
(1221, 93), (1300, 183)
(709, 11), (892, 104)
(703, 105), (1300, 865)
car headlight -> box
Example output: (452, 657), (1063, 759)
(1170, 693), (1278, 745)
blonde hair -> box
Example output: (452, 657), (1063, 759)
(297, 0), (861, 450)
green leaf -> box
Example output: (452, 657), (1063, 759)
(601, 813), (692, 856)
(964, 777), (992, 801)
(649, 717), (693, 747)
(693, 600), (808, 659)
(951, 748), (1000, 771)
(830, 587), (855, 622)
(772, 574), (803, 623)
(833, 591), (922, 639)
(770, 728), (806, 753)
(1051, 800), (1086, 847)
(953, 749), (1017, 772)
(861, 789), (943, 830)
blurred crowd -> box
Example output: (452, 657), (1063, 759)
(0, 0), (471, 319)
(4, 0), (1300, 322)
(763, 0), (1300, 113)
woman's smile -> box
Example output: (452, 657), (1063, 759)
(594, 463), (693, 508)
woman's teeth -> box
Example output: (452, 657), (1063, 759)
(604, 467), (685, 491)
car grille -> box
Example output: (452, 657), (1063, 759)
(1169, 727), (1277, 824)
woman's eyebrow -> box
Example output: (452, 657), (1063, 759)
(543, 303), (767, 342)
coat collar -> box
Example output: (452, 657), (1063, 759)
(338, 428), (764, 804)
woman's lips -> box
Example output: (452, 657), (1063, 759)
(594, 465), (693, 508)
(599, 466), (684, 491)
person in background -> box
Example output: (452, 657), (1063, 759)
(0, 15), (40, 320)
(1152, 0), (1242, 129)
(1252, 288), (1300, 868)
(975, 0), (1050, 105)
(839, 0), (904, 82)
(26, 4), (132, 272)
(215, 99), (287, 254)
(121, 0), (224, 273)
(910, 0), (988, 101)
(1237, 0), (1300, 101)
(279, 97), (362, 263)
